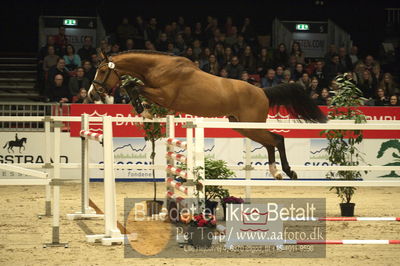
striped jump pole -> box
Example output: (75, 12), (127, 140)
(166, 177), (189, 195)
(80, 130), (103, 142)
(317, 217), (400, 222)
(166, 165), (188, 179)
(166, 138), (187, 149)
(281, 217), (400, 222)
(166, 191), (185, 203)
(166, 152), (187, 163)
(284, 240), (400, 245)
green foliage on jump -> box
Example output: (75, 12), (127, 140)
(321, 73), (367, 204)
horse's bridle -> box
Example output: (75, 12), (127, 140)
(92, 58), (121, 95)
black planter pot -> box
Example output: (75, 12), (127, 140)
(205, 200), (218, 215)
(340, 203), (355, 217)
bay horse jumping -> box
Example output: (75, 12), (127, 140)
(88, 50), (326, 179)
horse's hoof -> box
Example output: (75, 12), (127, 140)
(290, 171), (298, 180)
(274, 173), (283, 180)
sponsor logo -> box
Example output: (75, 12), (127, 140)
(2, 134), (27, 153)
(377, 140), (400, 178)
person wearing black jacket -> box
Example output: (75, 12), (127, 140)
(48, 74), (71, 103)
(77, 36), (97, 62)
(323, 54), (345, 84)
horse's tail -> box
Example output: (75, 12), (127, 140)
(264, 83), (327, 123)
(3, 142), (8, 149)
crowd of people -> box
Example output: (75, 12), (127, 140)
(36, 16), (400, 107)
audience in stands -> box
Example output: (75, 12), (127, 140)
(47, 58), (69, 90)
(202, 54), (220, 75)
(43, 46), (59, 73)
(226, 56), (244, 79)
(68, 67), (90, 97)
(54, 26), (68, 55)
(379, 73), (399, 96)
(359, 70), (378, 99)
(374, 88), (389, 106)
(281, 70), (292, 84)
(82, 60), (96, 83)
(256, 48), (272, 76)
(347, 45), (360, 69)
(275, 66), (284, 83)
(48, 74), (71, 103)
(291, 41), (305, 65)
(261, 69), (279, 88)
(37, 15), (400, 107)
(307, 77), (321, 100)
(63, 44), (81, 72)
(389, 95), (399, 106)
(315, 88), (331, 105)
(297, 72), (311, 90)
(273, 43), (289, 68)
(73, 88), (89, 103)
(78, 36), (97, 62)
(323, 54), (345, 83)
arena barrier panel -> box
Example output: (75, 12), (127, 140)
(1, 115), (400, 248)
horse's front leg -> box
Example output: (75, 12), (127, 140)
(266, 145), (283, 180)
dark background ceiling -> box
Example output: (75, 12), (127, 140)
(1, 0), (399, 55)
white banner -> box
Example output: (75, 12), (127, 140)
(292, 33), (327, 58)
(1, 132), (399, 181)
(42, 28), (97, 50)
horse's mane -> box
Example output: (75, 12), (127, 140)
(113, 50), (175, 57)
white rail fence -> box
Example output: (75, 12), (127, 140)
(0, 115), (400, 247)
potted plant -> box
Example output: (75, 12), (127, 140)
(321, 73), (367, 216)
(187, 213), (217, 248)
(198, 157), (233, 216)
(136, 97), (169, 216)
(221, 196), (245, 221)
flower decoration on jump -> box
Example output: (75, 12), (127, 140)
(189, 213), (217, 228)
(222, 196), (245, 204)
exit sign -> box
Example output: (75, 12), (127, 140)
(64, 19), (77, 26)
(296, 24), (309, 31)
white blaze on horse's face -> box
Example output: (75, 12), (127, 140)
(88, 84), (95, 101)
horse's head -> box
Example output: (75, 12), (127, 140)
(88, 50), (122, 102)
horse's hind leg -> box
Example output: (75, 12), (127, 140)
(232, 126), (295, 179)
(265, 144), (283, 180)
(270, 132), (297, 179)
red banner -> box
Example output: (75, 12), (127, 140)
(69, 104), (400, 139)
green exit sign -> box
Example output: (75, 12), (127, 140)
(64, 19), (77, 26)
(296, 24), (309, 31)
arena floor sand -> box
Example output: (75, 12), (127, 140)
(0, 183), (399, 266)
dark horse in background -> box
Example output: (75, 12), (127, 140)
(3, 138), (27, 153)
(88, 50), (327, 179)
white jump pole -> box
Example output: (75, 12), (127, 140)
(44, 121), (67, 248)
(166, 115), (175, 210)
(82, 114), (90, 214)
(85, 116), (124, 245)
(103, 116), (121, 240)
(67, 114), (103, 220)
(186, 127), (194, 182)
(194, 118), (205, 210)
(44, 118), (52, 217)
(244, 138), (252, 203)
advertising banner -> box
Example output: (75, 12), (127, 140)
(1, 133), (398, 180)
(70, 105), (400, 139)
